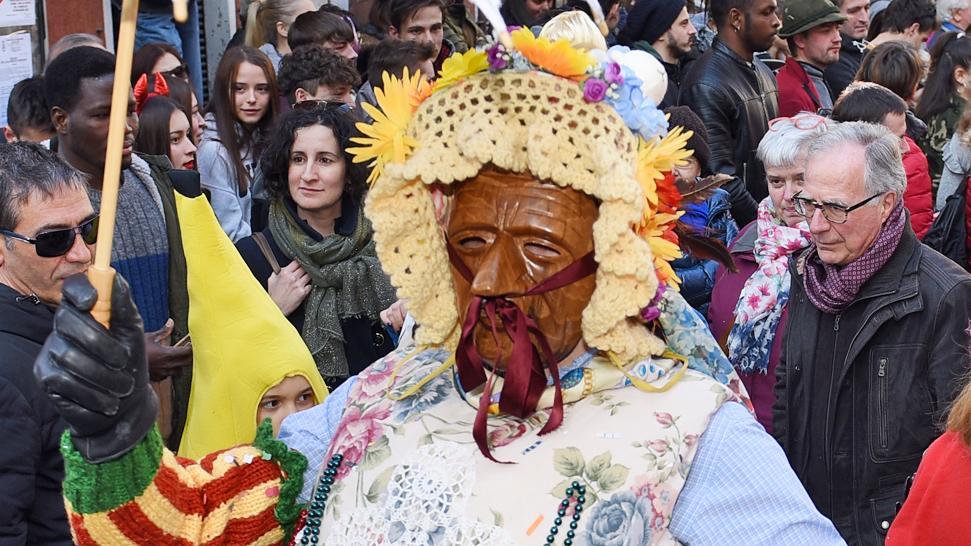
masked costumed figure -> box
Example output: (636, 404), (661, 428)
(35, 26), (846, 546)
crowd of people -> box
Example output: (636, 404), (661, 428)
(2, 0), (971, 544)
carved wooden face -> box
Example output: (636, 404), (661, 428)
(446, 167), (598, 366)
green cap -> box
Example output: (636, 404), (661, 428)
(779, 0), (847, 38)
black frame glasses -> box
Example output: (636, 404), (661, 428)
(792, 191), (884, 224)
(0, 215), (99, 257)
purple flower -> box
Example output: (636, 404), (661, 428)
(487, 44), (508, 71)
(640, 283), (668, 322)
(604, 61), (624, 86)
(583, 78), (609, 103)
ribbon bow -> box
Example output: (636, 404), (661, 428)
(448, 244), (597, 462)
(133, 72), (170, 114)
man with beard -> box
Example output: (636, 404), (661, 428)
(776, 0), (846, 116)
(35, 30), (844, 546)
(680, 0), (781, 227)
(824, 0), (871, 100)
(617, 0), (697, 108)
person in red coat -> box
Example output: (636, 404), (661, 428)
(775, 0), (846, 117)
(832, 82), (935, 238)
(887, 346), (971, 546)
(708, 113), (832, 432)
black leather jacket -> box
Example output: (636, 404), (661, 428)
(679, 38), (779, 227)
(774, 227), (971, 545)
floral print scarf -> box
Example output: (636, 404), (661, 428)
(727, 198), (811, 374)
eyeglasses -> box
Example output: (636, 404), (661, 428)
(792, 191), (884, 224)
(161, 64), (188, 81)
(0, 216), (99, 257)
(292, 100), (353, 113)
(768, 115), (829, 131)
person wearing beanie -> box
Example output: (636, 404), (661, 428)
(776, 0), (847, 117)
(665, 106), (738, 314)
(617, 0), (696, 108)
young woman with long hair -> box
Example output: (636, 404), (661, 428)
(134, 95), (198, 171)
(916, 32), (971, 188)
(198, 46), (278, 241)
(235, 105), (401, 390)
(244, 0), (316, 71)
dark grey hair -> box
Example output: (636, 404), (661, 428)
(805, 121), (906, 198)
(0, 142), (88, 232)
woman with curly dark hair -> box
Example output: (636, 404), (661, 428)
(236, 105), (400, 389)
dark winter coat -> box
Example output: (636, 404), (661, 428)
(236, 197), (395, 391)
(774, 226), (971, 545)
(0, 283), (71, 545)
(823, 33), (868, 101)
(680, 38), (779, 227)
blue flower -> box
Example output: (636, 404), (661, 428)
(606, 68), (668, 140)
(584, 491), (653, 546)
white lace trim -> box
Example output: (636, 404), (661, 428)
(322, 442), (518, 546)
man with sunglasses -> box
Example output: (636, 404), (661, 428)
(774, 121), (971, 545)
(0, 142), (90, 544)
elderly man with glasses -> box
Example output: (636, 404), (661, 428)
(775, 121), (971, 546)
(0, 142), (90, 544)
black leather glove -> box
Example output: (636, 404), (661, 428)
(34, 273), (158, 463)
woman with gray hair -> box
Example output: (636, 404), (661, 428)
(708, 112), (835, 432)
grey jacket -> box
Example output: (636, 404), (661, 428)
(939, 131), (971, 209)
(197, 114), (255, 242)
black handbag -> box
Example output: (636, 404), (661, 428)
(923, 178), (968, 270)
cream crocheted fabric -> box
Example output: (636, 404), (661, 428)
(365, 71), (666, 365)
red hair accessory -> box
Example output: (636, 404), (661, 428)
(133, 72), (171, 114)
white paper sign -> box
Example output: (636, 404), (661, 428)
(0, 32), (34, 127)
(0, 0), (35, 28)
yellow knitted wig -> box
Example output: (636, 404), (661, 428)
(366, 71), (668, 365)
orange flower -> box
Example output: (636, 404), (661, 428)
(510, 27), (595, 80)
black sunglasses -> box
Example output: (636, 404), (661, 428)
(161, 64), (188, 81)
(0, 215), (99, 257)
(292, 99), (353, 113)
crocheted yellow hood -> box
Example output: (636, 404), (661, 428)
(349, 28), (693, 366)
(174, 193), (328, 459)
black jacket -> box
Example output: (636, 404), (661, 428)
(235, 198), (395, 391)
(774, 227), (971, 546)
(679, 38), (779, 227)
(824, 33), (868, 101)
(0, 284), (71, 545)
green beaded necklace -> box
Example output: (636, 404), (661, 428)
(544, 480), (587, 545)
(298, 452), (343, 545)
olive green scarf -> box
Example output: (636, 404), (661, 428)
(269, 198), (396, 378)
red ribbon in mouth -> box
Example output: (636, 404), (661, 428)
(447, 243), (597, 462)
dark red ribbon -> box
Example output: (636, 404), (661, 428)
(447, 244), (597, 462)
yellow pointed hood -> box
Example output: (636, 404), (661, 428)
(174, 193), (328, 459)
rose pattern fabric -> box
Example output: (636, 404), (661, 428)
(727, 198), (810, 374)
(585, 491), (653, 546)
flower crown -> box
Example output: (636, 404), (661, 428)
(347, 29), (694, 289)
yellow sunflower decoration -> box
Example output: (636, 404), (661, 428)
(433, 49), (490, 92)
(348, 68), (431, 185)
(635, 127), (693, 208)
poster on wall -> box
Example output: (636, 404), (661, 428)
(0, 0), (35, 28)
(0, 32), (33, 127)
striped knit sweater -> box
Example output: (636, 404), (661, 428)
(87, 155), (170, 331)
(61, 421), (306, 545)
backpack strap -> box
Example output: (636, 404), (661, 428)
(252, 232), (281, 274)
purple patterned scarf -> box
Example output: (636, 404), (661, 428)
(804, 200), (906, 314)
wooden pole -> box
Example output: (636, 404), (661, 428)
(88, 0), (188, 326)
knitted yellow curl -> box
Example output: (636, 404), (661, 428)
(365, 71), (668, 366)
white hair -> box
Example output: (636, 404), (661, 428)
(757, 113), (835, 170)
(806, 121), (906, 197)
(939, 0), (971, 21)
